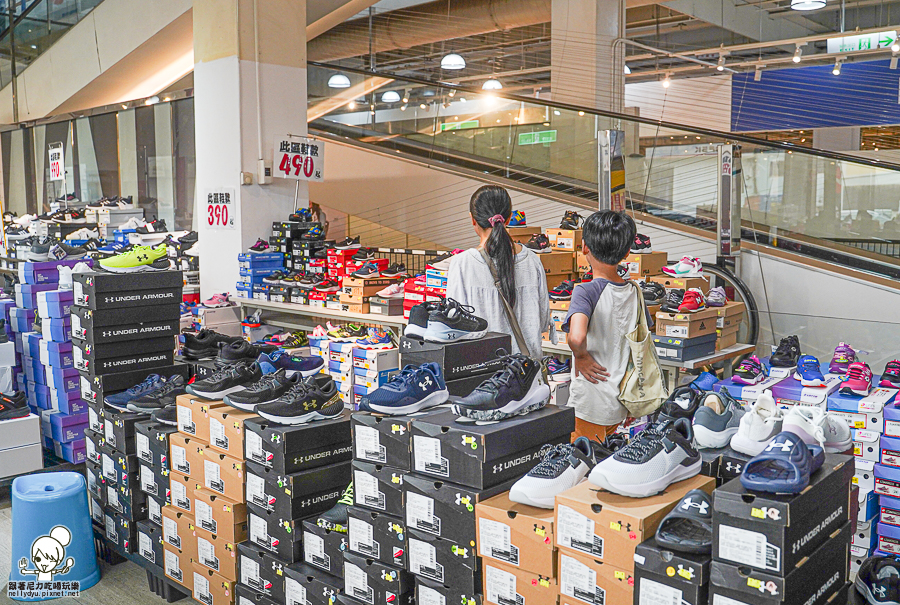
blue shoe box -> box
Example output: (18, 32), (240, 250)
(47, 366), (80, 393)
(23, 357), (46, 386)
(113, 228), (138, 243)
(0, 298), (15, 322)
(15, 283), (60, 308)
(25, 332), (42, 358)
(881, 494), (900, 526)
(33, 382), (51, 409)
(238, 252), (284, 265)
(49, 409), (89, 443)
(51, 388), (86, 414)
(353, 366), (394, 389)
(41, 340), (74, 369)
(874, 462), (900, 499)
(16, 371), (26, 393)
(37, 289), (74, 319)
(769, 373), (843, 408)
(239, 267), (282, 277)
(9, 307), (35, 332)
(25, 380), (39, 409)
(252, 284), (268, 299)
(42, 317), (71, 342)
(236, 284), (253, 299)
(55, 438), (86, 463)
(13, 332), (23, 355)
(828, 388), (891, 433)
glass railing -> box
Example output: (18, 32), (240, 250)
(308, 61), (900, 280)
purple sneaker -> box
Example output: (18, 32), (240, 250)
(733, 355), (767, 385)
(828, 342), (857, 374)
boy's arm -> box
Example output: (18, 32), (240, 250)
(567, 314), (609, 384)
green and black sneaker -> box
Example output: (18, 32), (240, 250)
(316, 482), (353, 533)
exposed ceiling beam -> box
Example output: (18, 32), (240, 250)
(662, 0), (825, 42)
(307, 0), (381, 41)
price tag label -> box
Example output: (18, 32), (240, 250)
(273, 136), (325, 181)
(204, 189), (235, 229)
(49, 143), (65, 181)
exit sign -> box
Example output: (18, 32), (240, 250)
(518, 130), (557, 146)
(827, 30), (896, 53)
(441, 120), (479, 131)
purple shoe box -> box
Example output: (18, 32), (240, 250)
(15, 283), (59, 309)
(769, 373), (843, 408)
(33, 382), (51, 410)
(49, 409), (88, 443)
(47, 366), (80, 393)
(23, 356), (46, 386)
(54, 438), (86, 463)
(37, 289), (74, 319)
(25, 332), (42, 358)
(9, 308), (36, 333)
(13, 333), (23, 356)
(713, 375), (787, 405)
(41, 339), (74, 370)
(51, 387), (86, 415)
(42, 317), (71, 343)
(18, 258), (90, 285)
(0, 298), (15, 323)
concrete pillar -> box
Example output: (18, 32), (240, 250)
(194, 0), (307, 296)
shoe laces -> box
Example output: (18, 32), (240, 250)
(383, 366), (421, 390)
(529, 443), (578, 478)
(246, 373), (284, 393)
(738, 357), (762, 374)
(799, 357), (819, 373)
(775, 338), (797, 356)
(847, 363), (870, 382)
(208, 362), (251, 382)
(127, 375), (161, 395)
(885, 362), (900, 377)
(481, 349), (530, 392)
(615, 425), (667, 462)
(337, 483), (354, 506)
(443, 298), (479, 322)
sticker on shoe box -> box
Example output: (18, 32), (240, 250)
(559, 553), (605, 605)
(557, 504), (604, 558)
(478, 518), (519, 566)
(413, 436), (449, 478)
(304, 531), (330, 570)
(485, 565), (523, 605)
(717, 524), (781, 572)
(149, 497), (162, 526)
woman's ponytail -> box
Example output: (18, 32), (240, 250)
(470, 186), (516, 307)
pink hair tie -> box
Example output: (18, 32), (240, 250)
(489, 214), (505, 226)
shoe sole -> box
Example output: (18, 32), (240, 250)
(549, 294), (572, 301)
(355, 342), (394, 350)
(182, 349), (219, 360)
(99, 262), (168, 273)
(840, 386), (871, 397)
(452, 381), (550, 421)
(285, 365), (325, 378)
(335, 245), (361, 250)
(423, 323), (487, 343)
(693, 424), (739, 449)
(126, 403), (163, 413)
(185, 384), (247, 400)
(730, 432), (776, 457)
(630, 247), (653, 254)
(508, 487), (562, 509)
(25, 252), (49, 262)
(404, 324), (427, 339)
(223, 394), (278, 412)
(256, 406), (344, 425)
(793, 372), (826, 387)
(590, 457), (701, 498)
(364, 388), (449, 415)
(733, 374), (765, 385)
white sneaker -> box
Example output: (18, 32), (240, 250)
(509, 437), (600, 508)
(782, 406), (852, 453)
(58, 265), (74, 290)
(729, 390), (783, 456)
(120, 217), (147, 230)
(65, 227), (100, 241)
(662, 256), (704, 278)
(376, 283), (404, 299)
(13, 214), (35, 226)
(183, 242), (199, 257)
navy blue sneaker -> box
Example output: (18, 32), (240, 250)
(547, 357), (571, 379)
(359, 363), (449, 415)
(690, 371), (718, 391)
(257, 351), (325, 377)
(104, 374), (164, 410)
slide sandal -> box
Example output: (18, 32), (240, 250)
(740, 431), (825, 494)
(654, 489), (713, 554)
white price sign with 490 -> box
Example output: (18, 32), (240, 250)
(274, 137), (324, 181)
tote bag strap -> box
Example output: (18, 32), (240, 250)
(478, 247), (532, 358)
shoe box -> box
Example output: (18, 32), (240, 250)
(73, 270), (183, 310)
(884, 400), (900, 438)
(302, 518), (348, 577)
(558, 549), (634, 605)
(283, 562), (343, 605)
(555, 475), (715, 572)
(348, 506), (408, 568)
(104, 506), (137, 553)
(633, 538), (710, 605)
(170, 433), (205, 478)
(719, 447), (753, 482)
(243, 411), (352, 474)
(140, 461), (168, 503)
(103, 406), (145, 453)
(475, 491), (556, 577)
(237, 542), (288, 601)
(246, 501), (304, 562)
(235, 583), (283, 605)
(829, 387), (890, 434)
(352, 460), (405, 513)
(246, 459), (350, 519)
(482, 559), (556, 605)
(544, 227), (582, 252)
(351, 411), (417, 470)
(194, 525), (240, 580)
(649, 274), (709, 293)
(416, 577), (482, 605)
(136, 419), (178, 470)
(369, 296), (404, 316)
(194, 488), (248, 544)
(207, 406), (258, 459)
(399, 332), (512, 380)
(15, 283), (58, 309)
(652, 333), (717, 362)
(147, 491), (167, 525)
(409, 405), (575, 489)
(137, 518), (165, 568)
(49, 385), (86, 414)
(202, 447), (248, 503)
(343, 550), (414, 605)
(710, 522), (850, 605)
(176, 394), (230, 443)
(713, 454), (853, 575)
(655, 307), (718, 339)
(40, 339), (73, 370)
(74, 336), (175, 376)
(191, 566), (235, 605)
(408, 528), (480, 594)
(82, 363), (191, 406)
(18, 258), (86, 285)
(624, 250), (668, 278)
(162, 504), (198, 558)
(163, 540), (192, 588)
(169, 472), (195, 514)
(71, 304), (180, 344)
(769, 374), (842, 408)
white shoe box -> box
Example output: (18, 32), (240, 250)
(0, 341), (16, 367)
(855, 458), (876, 494)
(196, 306), (241, 327)
(0, 443), (43, 479)
(0, 414), (43, 479)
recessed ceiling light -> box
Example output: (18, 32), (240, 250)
(381, 91), (401, 103)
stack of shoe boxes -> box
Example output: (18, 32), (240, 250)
(652, 306), (718, 364)
(709, 455), (853, 604)
(351, 347), (399, 409)
(402, 275), (442, 320)
(134, 416), (179, 576)
(194, 306), (244, 338)
(237, 252), (284, 301)
(238, 411), (352, 605)
(0, 407), (43, 481)
(865, 383), (900, 566)
(341, 276), (393, 315)
(330, 340), (355, 404)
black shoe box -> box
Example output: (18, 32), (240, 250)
(710, 522), (850, 604)
(86, 459), (107, 505)
(446, 370), (497, 398)
(283, 562), (343, 605)
(73, 270), (184, 309)
(139, 461), (169, 501)
(87, 403), (105, 432)
(81, 362), (191, 405)
(699, 446), (725, 481)
(352, 411), (424, 471)
(408, 528), (480, 594)
(719, 447), (752, 482)
(75, 336), (175, 376)
(85, 427), (105, 463)
(71, 304), (181, 344)
(302, 519), (348, 577)
(334, 593), (411, 605)
(633, 538), (710, 605)
(347, 506), (407, 568)
(147, 490), (167, 526)
(137, 518), (165, 568)
(244, 411), (352, 475)
(105, 471), (147, 521)
(342, 550), (414, 604)
(410, 405), (575, 490)
(399, 332), (512, 380)
(246, 501), (304, 563)
(104, 506), (137, 553)
(416, 577), (483, 605)
(351, 460), (405, 514)
(235, 583), (283, 605)
(135, 420), (178, 470)
(103, 407), (146, 454)
(713, 454), (853, 576)
(237, 542), (287, 603)
(245, 459), (351, 520)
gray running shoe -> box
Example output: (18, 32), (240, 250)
(691, 391), (746, 449)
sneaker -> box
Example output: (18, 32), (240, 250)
(423, 298), (488, 343)
(509, 437), (602, 508)
(841, 362), (873, 396)
(547, 357), (571, 380)
(316, 483), (354, 533)
(690, 371), (719, 392)
(657, 386), (702, 422)
(588, 418), (701, 498)
(581, 271), (593, 282)
(65, 227), (100, 241)
(290, 208), (314, 222)
(829, 342), (857, 374)
(881, 361), (900, 388)
(281, 332), (309, 348)
(451, 350), (550, 421)
(560, 211), (583, 230)
(5, 225), (31, 240)
(326, 322), (352, 341)
(641, 282), (665, 305)
(376, 283), (405, 299)
(359, 363), (449, 415)
(51, 208), (87, 224)
(242, 310), (262, 328)
(770, 336), (801, 368)
(523, 233), (551, 253)
(311, 325), (328, 338)
(183, 242), (200, 257)
(298, 274), (324, 290)
(182, 330), (243, 360)
(263, 271), (288, 285)
(255, 374), (344, 425)
(0, 392), (29, 421)
(96, 242), (130, 257)
(300, 225), (325, 241)
(250, 239), (269, 253)
(202, 293), (233, 308)
(356, 330), (393, 350)
(127, 376), (187, 412)
(217, 340), (278, 365)
(427, 249), (464, 271)
(677, 289), (706, 312)
(26, 237), (55, 261)
(549, 280), (575, 301)
(794, 355), (826, 387)
(312, 248), (328, 260)
(706, 287), (727, 307)
(782, 406), (852, 453)
(186, 361), (264, 399)
(351, 262), (381, 278)
(631, 233), (652, 253)
(335, 236), (361, 250)
(381, 263), (407, 278)
(352, 248), (375, 262)
(733, 355), (767, 385)
(104, 374), (165, 409)
(280, 271), (304, 286)
(136, 218), (167, 234)
(315, 279), (340, 293)
(120, 217), (147, 230)
(662, 257), (704, 278)
(660, 289), (685, 313)
(154, 407), (178, 426)
(404, 301), (441, 339)
(99, 244), (169, 272)
(223, 369), (300, 411)
(729, 390), (783, 456)
(257, 351), (324, 377)
(692, 391), (746, 449)
(509, 210), (526, 226)
(855, 556), (900, 605)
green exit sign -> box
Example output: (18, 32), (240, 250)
(441, 120), (479, 131)
(518, 130), (557, 146)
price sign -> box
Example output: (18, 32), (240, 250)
(204, 189), (235, 229)
(48, 143), (65, 181)
(273, 136), (324, 181)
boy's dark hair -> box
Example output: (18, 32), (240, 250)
(582, 210), (637, 265)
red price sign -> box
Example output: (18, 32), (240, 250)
(205, 189), (235, 230)
(273, 137), (324, 182)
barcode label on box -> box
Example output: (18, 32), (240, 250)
(413, 436), (449, 477)
(717, 524), (780, 571)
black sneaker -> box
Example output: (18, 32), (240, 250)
(126, 375), (187, 412)
(27, 237), (55, 261)
(315, 279), (340, 293)
(298, 274), (324, 290)
(49, 241), (88, 260)
(509, 437), (603, 508)
(549, 280), (575, 301)
(381, 263), (407, 278)
(263, 270), (289, 284)
(6, 225), (30, 240)
(770, 335), (801, 368)
(351, 262), (380, 278)
(316, 482), (353, 533)
(660, 288), (685, 313)
(856, 556), (900, 605)
(250, 238), (269, 253)
(335, 236), (361, 250)
(136, 218), (167, 234)
(216, 340), (278, 366)
(657, 386), (702, 422)
(352, 247), (375, 261)
(256, 374), (343, 425)
(403, 301), (441, 339)
(641, 281), (666, 305)
(560, 211), (583, 229)
(182, 330), (244, 360)
(223, 369), (300, 411)
(178, 231), (199, 247)
(51, 208), (87, 223)
(423, 298), (488, 343)
(186, 361), (264, 400)
(631, 233), (652, 253)
(451, 349), (550, 421)
(151, 405), (177, 425)
(524, 233), (551, 253)
(0, 392), (29, 421)
(312, 248), (328, 259)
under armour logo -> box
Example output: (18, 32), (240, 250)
(492, 464), (502, 474)
(137, 254), (148, 261)
(419, 376), (433, 390)
(680, 498), (708, 515)
(402, 341), (411, 349)
(726, 462), (742, 472)
(876, 586), (887, 597)
(765, 441), (793, 452)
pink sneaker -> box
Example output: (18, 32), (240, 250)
(840, 362), (872, 396)
(202, 293), (232, 308)
(377, 283), (405, 299)
(662, 256), (704, 278)
(311, 325), (328, 338)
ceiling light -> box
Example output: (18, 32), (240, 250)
(832, 59), (842, 75)
(441, 53), (466, 70)
(793, 45), (802, 63)
(448, 90), (456, 97)
(400, 104), (407, 111)
(790, 0), (825, 10)
(893, 42), (900, 53)
(348, 101), (356, 109)
(402, 92), (409, 103)
(578, 111), (585, 116)
(144, 96), (160, 106)
(662, 74), (671, 88)
(420, 103), (427, 109)
(624, 65), (631, 75)
(459, 97), (466, 103)
(381, 91), (401, 103)
(482, 78), (503, 91)
(30, 45), (36, 49)
(327, 73), (351, 88)
(716, 55), (725, 71)
(553, 110), (560, 115)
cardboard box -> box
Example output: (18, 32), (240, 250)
(633, 538), (710, 605)
(302, 519), (348, 576)
(476, 492), (556, 576)
(162, 505), (198, 561)
(237, 542), (286, 602)
(191, 566), (235, 605)
(575, 252), (590, 273)
(202, 448), (246, 503)
(348, 506), (408, 568)
(194, 529), (240, 581)
(243, 411), (352, 474)
(408, 529), (479, 594)
(194, 488), (247, 544)
(625, 251), (668, 277)
(545, 228), (583, 251)
(559, 550), (633, 605)
(170, 433), (203, 479)
(655, 307), (718, 339)
(163, 541), (191, 587)
(343, 551), (414, 605)
(136, 518), (164, 568)
(176, 394), (229, 443)
(207, 407), (258, 459)
(538, 251), (575, 275)
(649, 274), (709, 293)
(342, 276), (398, 298)
(653, 333), (717, 362)
(169, 472), (195, 513)
(507, 226), (541, 244)
(282, 563), (343, 605)
(482, 560), (557, 605)
(715, 301), (746, 329)
(716, 325), (740, 350)
(555, 474), (715, 571)
(352, 460), (405, 514)
(416, 578), (482, 605)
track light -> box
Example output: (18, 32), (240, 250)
(482, 79), (503, 91)
(327, 73), (351, 88)
(448, 89), (455, 97)
(832, 59), (842, 75)
(893, 42), (900, 53)
(348, 101), (356, 110)
(793, 45), (802, 63)
(892, 55), (899, 70)
(716, 55), (725, 71)
(419, 103), (427, 109)
(441, 53), (466, 70)
(400, 104), (407, 111)
(754, 67), (762, 81)
(624, 64), (631, 75)
(402, 91), (409, 103)
(662, 73), (671, 88)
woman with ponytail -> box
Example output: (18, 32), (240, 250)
(446, 185), (550, 357)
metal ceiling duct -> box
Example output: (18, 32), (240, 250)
(307, 0), (551, 62)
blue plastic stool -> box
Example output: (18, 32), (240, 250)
(8, 472), (100, 601)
